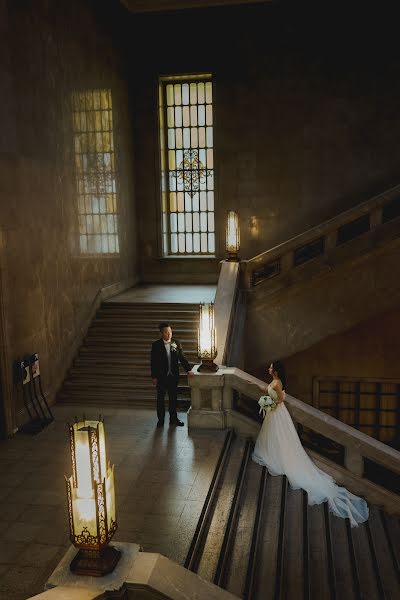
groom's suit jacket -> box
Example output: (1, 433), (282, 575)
(150, 338), (191, 383)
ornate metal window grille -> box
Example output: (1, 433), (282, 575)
(72, 89), (119, 254)
(159, 75), (215, 255)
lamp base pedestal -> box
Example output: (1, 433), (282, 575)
(198, 359), (218, 373)
(226, 253), (240, 262)
(70, 545), (121, 577)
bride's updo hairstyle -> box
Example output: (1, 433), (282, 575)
(271, 361), (286, 391)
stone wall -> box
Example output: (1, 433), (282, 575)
(0, 0), (137, 432)
(244, 229), (400, 364)
(129, 2), (400, 281)
(246, 306), (400, 406)
(284, 307), (400, 406)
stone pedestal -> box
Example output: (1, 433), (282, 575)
(45, 543), (141, 595)
(33, 542), (239, 600)
(187, 406), (225, 429)
(188, 365), (226, 430)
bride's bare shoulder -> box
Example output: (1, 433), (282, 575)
(272, 379), (283, 390)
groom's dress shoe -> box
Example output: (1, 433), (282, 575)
(170, 418), (184, 427)
(156, 420), (164, 428)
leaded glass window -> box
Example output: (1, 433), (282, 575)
(72, 89), (119, 254)
(159, 75), (215, 255)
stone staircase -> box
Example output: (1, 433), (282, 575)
(185, 431), (400, 600)
(57, 301), (199, 407)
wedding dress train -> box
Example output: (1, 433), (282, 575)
(252, 386), (369, 527)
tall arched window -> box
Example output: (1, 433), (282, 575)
(159, 74), (215, 256)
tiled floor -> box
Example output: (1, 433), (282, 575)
(108, 284), (216, 304)
(0, 404), (225, 600)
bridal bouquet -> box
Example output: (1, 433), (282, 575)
(258, 395), (277, 419)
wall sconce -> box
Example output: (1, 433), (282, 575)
(65, 417), (120, 576)
(198, 302), (218, 372)
(249, 216), (259, 238)
(225, 210), (240, 261)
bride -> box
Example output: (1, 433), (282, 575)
(252, 361), (369, 527)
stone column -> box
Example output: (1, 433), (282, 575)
(187, 365), (226, 429)
(222, 384), (233, 410)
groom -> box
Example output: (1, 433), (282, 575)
(151, 322), (192, 428)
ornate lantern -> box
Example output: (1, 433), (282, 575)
(198, 302), (218, 372)
(65, 417), (120, 576)
(225, 210), (240, 261)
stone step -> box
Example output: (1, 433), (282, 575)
(68, 368), (190, 380)
(90, 322), (198, 332)
(78, 351), (197, 362)
(57, 392), (191, 407)
(58, 386), (190, 399)
(88, 321), (198, 336)
(66, 379), (189, 388)
(100, 303), (199, 313)
(58, 382), (190, 395)
(94, 314), (199, 324)
(95, 309), (199, 323)
(74, 355), (141, 365)
(73, 356), (198, 367)
(102, 300), (200, 306)
(85, 328), (198, 342)
(60, 386), (190, 395)
(78, 346), (198, 357)
(58, 300), (200, 407)
(93, 326), (198, 337)
(71, 359), (191, 368)
(83, 337), (198, 347)
(63, 378), (190, 389)
(86, 328), (198, 337)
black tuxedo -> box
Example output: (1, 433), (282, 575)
(150, 338), (191, 422)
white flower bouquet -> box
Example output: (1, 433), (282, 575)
(258, 395), (277, 419)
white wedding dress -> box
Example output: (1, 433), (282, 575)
(252, 386), (369, 527)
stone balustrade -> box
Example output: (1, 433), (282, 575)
(241, 183), (400, 288)
(214, 260), (240, 366)
(188, 365), (400, 512)
(27, 543), (237, 600)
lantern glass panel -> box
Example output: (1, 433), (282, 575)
(97, 421), (107, 481)
(75, 426), (93, 498)
(226, 210), (240, 253)
(70, 477), (97, 537)
(106, 467), (116, 530)
(198, 303), (217, 359)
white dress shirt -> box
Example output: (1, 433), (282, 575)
(164, 341), (172, 375)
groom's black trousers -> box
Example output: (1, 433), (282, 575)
(156, 374), (178, 422)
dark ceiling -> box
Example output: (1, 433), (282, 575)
(120, 0), (271, 13)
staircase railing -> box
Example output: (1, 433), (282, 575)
(214, 261), (240, 367)
(241, 184), (400, 288)
(312, 375), (400, 449)
(188, 366), (400, 514)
